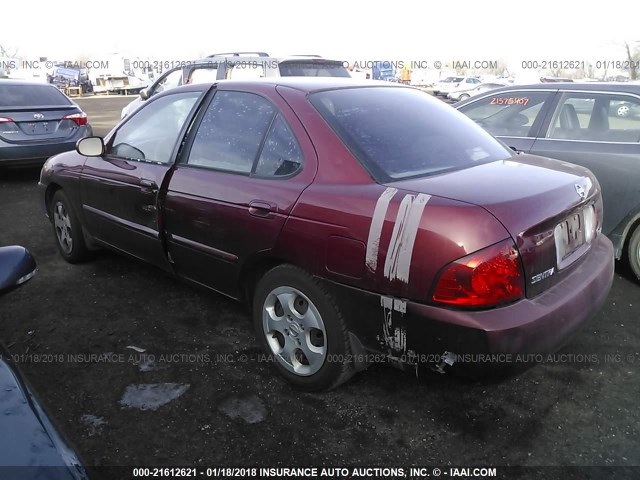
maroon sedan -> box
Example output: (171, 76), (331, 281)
(39, 78), (614, 390)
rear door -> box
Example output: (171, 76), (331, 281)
(0, 83), (81, 144)
(80, 90), (203, 268)
(529, 90), (640, 236)
(164, 87), (317, 298)
(456, 89), (557, 152)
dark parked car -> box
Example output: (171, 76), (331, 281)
(455, 83), (640, 280)
(0, 246), (88, 479)
(0, 80), (92, 167)
(40, 78), (613, 390)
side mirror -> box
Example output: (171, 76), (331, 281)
(76, 136), (105, 157)
(0, 246), (37, 296)
(139, 87), (150, 100)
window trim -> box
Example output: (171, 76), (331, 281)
(179, 89), (305, 180)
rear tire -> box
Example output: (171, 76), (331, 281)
(459, 93), (470, 100)
(252, 265), (355, 391)
(628, 226), (640, 280)
(50, 190), (91, 263)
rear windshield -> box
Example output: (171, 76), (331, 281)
(0, 84), (71, 107)
(309, 86), (511, 181)
(279, 62), (350, 77)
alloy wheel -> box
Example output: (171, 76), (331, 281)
(262, 286), (327, 376)
(53, 202), (73, 254)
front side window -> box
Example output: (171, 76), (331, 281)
(109, 92), (200, 164)
(458, 91), (552, 138)
(310, 86), (511, 182)
(547, 93), (640, 142)
(186, 91), (275, 173)
(154, 69), (183, 94)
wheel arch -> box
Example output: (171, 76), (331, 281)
(614, 209), (640, 260)
(622, 215), (640, 260)
(239, 255), (288, 307)
(44, 182), (63, 219)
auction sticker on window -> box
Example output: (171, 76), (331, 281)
(490, 97), (530, 106)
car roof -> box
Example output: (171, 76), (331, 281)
(489, 82), (640, 93)
(171, 77), (410, 94)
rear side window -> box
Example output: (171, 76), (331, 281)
(225, 63), (266, 79)
(310, 86), (511, 181)
(0, 84), (71, 106)
(187, 91), (276, 173)
(255, 115), (303, 177)
(547, 93), (640, 143)
(458, 91), (552, 137)
(279, 62), (351, 77)
(188, 66), (219, 84)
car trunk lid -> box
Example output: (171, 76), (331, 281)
(0, 106), (81, 142)
(386, 155), (602, 298)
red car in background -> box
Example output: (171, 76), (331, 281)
(39, 78), (614, 390)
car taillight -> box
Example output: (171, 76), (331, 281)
(0, 117), (13, 123)
(432, 239), (524, 308)
(584, 205), (597, 243)
(63, 112), (88, 126)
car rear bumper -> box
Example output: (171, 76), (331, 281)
(326, 234), (614, 367)
(0, 127), (91, 165)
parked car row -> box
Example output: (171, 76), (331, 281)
(2, 57), (636, 396)
(446, 82), (507, 101)
(432, 76), (481, 97)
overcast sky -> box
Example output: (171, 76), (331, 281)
(3, 0), (640, 64)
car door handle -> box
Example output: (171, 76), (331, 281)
(248, 200), (275, 217)
(140, 179), (158, 193)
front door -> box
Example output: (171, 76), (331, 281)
(80, 90), (202, 268)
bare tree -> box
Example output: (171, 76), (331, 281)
(0, 44), (18, 58)
(623, 41), (640, 80)
(489, 58), (510, 77)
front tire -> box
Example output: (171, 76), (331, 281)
(252, 265), (354, 391)
(50, 190), (90, 263)
(628, 225), (640, 280)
